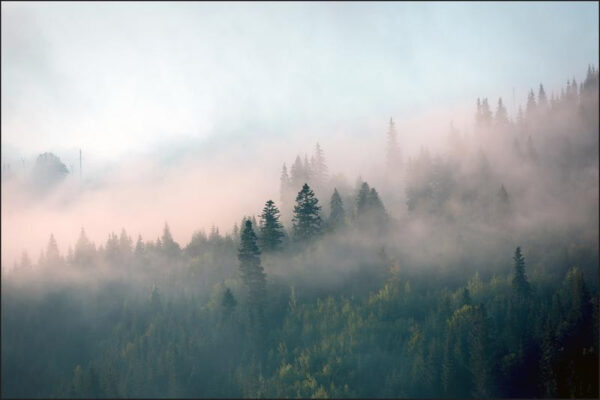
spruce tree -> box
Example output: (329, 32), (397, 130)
(279, 163), (291, 210)
(311, 143), (328, 188)
(292, 183), (322, 242)
(512, 246), (530, 297)
(480, 98), (492, 127)
(222, 287), (237, 318)
(290, 156), (304, 189)
(526, 90), (537, 119)
(161, 223), (180, 258)
(238, 220), (266, 311)
(538, 84), (548, 110)
(355, 182), (371, 217)
(259, 200), (285, 251)
(495, 98), (509, 126)
(328, 188), (346, 231)
(386, 118), (402, 171)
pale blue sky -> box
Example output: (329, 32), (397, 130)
(2, 1), (598, 164)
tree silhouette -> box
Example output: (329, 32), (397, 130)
(292, 183), (322, 242)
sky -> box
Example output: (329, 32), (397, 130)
(2, 2), (598, 163)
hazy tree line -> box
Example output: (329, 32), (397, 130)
(1, 67), (598, 398)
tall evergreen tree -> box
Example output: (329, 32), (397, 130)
(75, 228), (95, 266)
(495, 98), (509, 126)
(259, 200), (285, 251)
(538, 84), (548, 111)
(292, 183), (322, 242)
(328, 188), (346, 231)
(386, 118), (402, 171)
(279, 163), (291, 207)
(161, 223), (180, 258)
(290, 156), (304, 190)
(238, 220), (266, 324)
(311, 143), (328, 188)
(45, 234), (61, 266)
(512, 246), (531, 298)
(526, 89), (537, 120)
(480, 98), (492, 127)
(355, 182), (371, 217)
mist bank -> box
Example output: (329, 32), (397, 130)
(2, 67), (598, 287)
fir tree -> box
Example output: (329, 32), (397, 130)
(45, 234), (61, 266)
(328, 188), (346, 231)
(292, 183), (322, 242)
(526, 89), (537, 120)
(512, 247), (530, 298)
(222, 287), (237, 318)
(290, 156), (304, 189)
(480, 98), (492, 127)
(495, 98), (509, 126)
(386, 117), (402, 170)
(238, 220), (266, 326)
(538, 84), (548, 110)
(355, 182), (371, 217)
(311, 143), (328, 188)
(279, 163), (291, 208)
(161, 223), (180, 258)
(258, 200), (285, 251)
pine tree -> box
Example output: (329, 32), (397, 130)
(386, 118), (402, 171)
(495, 98), (509, 126)
(75, 228), (96, 266)
(512, 247), (530, 298)
(526, 90), (537, 120)
(290, 156), (304, 190)
(119, 228), (133, 258)
(311, 143), (328, 188)
(45, 234), (61, 266)
(303, 154), (312, 182)
(222, 287), (237, 318)
(134, 235), (144, 256)
(161, 223), (180, 258)
(480, 98), (492, 127)
(355, 182), (370, 217)
(496, 184), (510, 216)
(259, 200), (285, 251)
(280, 163), (291, 207)
(538, 84), (548, 111)
(238, 220), (266, 322)
(292, 183), (322, 242)
(475, 98), (482, 128)
(328, 188), (346, 231)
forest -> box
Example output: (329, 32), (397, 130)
(1, 66), (599, 398)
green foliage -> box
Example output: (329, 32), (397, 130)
(259, 200), (285, 252)
(512, 246), (531, 298)
(328, 188), (346, 232)
(292, 183), (322, 242)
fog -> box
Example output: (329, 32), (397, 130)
(1, 3), (598, 399)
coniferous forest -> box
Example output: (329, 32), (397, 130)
(2, 65), (598, 398)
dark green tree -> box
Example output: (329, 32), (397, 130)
(292, 183), (322, 242)
(328, 188), (346, 231)
(355, 182), (370, 217)
(258, 200), (285, 251)
(222, 287), (237, 319)
(512, 247), (531, 298)
(238, 220), (266, 312)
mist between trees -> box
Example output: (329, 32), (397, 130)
(1, 67), (598, 398)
